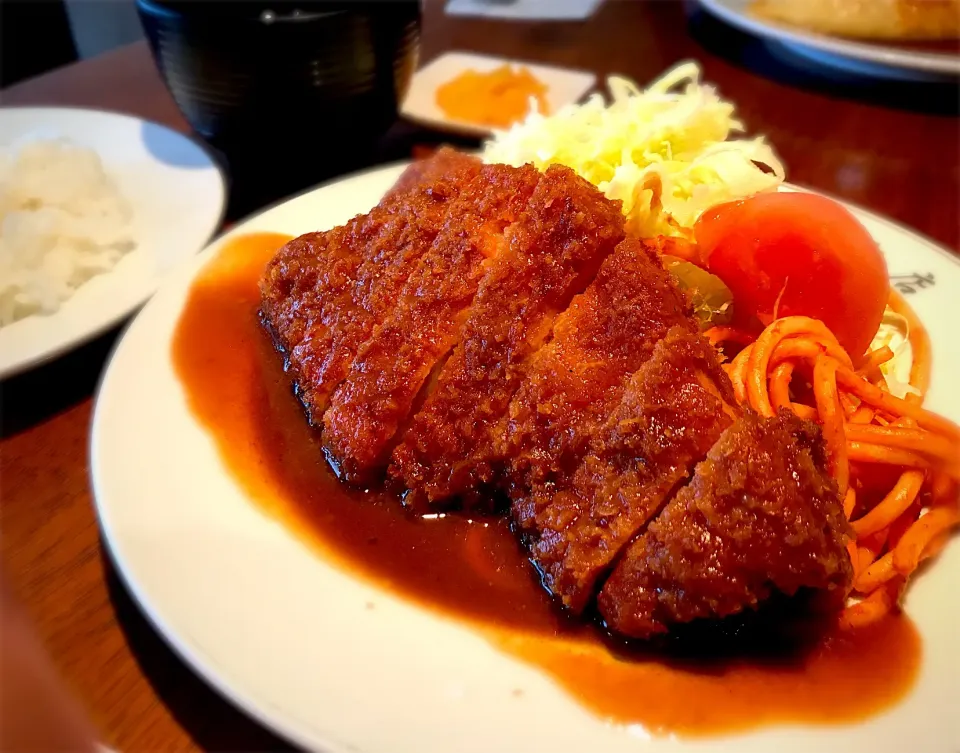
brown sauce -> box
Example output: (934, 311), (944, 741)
(172, 233), (921, 737)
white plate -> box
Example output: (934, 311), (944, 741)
(91, 163), (960, 753)
(0, 107), (226, 378)
(699, 0), (960, 79)
(401, 51), (596, 137)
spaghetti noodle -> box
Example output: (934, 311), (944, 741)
(709, 294), (960, 629)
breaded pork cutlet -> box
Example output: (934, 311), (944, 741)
(598, 411), (853, 639)
(260, 225), (350, 370)
(389, 165), (626, 507)
(501, 239), (696, 500)
(260, 150), (481, 423)
(305, 154), (484, 423)
(323, 163), (541, 482)
(261, 148), (477, 352)
(516, 329), (739, 613)
(261, 148), (856, 641)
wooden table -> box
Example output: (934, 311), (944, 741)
(1, 2), (957, 750)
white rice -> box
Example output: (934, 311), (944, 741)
(0, 138), (136, 326)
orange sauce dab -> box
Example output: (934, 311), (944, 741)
(173, 233), (922, 738)
(436, 65), (549, 129)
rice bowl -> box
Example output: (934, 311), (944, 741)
(0, 138), (137, 327)
(0, 106), (225, 379)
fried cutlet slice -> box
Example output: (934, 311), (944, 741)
(598, 411), (854, 640)
(260, 226), (349, 360)
(502, 238), (695, 499)
(390, 165), (626, 506)
(516, 328), (739, 614)
(323, 163), (541, 481)
(259, 151), (481, 423)
(261, 220), (384, 422)
(299, 158), (484, 422)
(261, 150), (478, 356)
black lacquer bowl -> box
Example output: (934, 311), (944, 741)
(137, 0), (420, 202)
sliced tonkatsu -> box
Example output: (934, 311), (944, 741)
(259, 148), (854, 640)
(389, 164), (626, 506)
(260, 149), (482, 424)
(598, 411), (854, 639)
(501, 239), (696, 499)
(384, 146), (481, 200)
(323, 163), (541, 482)
(516, 329), (739, 613)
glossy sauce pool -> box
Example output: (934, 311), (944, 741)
(172, 233), (921, 737)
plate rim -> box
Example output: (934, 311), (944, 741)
(0, 105), (228, 379)
(89, 160), (960, 753)
(698, 0), (960, 76)
(89, 159), (415, 753)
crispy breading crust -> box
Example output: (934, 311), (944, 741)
(324, 163), (541, 481)
(598, 410), (854, 639)
(389, 164), (626, 506)
(518, 328), (739, 613)
(502, 239), (695, 497)
(259, 150), (481, 424)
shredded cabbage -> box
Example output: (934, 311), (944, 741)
(483, 61), (785, 237)
(869, 307), (919, 399)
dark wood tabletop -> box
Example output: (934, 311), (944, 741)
(1, 1), (957, 750)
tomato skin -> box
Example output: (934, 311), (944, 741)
(695, 192), (889, 361)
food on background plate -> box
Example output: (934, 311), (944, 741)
(749, 0), (960, 40)
(435, 64), (550, 129)
(0, 138), (135, 326)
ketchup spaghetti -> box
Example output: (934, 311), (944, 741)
(708, 293), (960, 628)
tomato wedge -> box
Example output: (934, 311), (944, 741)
(695, 192), (889, 361)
